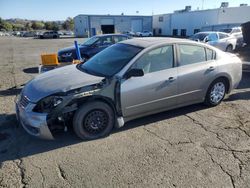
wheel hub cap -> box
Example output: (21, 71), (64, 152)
(84, 110), (108, 134)
(210, 82), (225, 104)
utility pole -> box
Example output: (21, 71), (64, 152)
(202, 0), (204, 10)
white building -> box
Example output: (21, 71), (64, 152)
(153, 4), (250, 36)
(74, 15), (152, 37)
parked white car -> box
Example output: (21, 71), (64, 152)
(190, 32), (237, 52)
(220, 27), (244, 48)
(220, 27), (242, 35)
(136, 31), (153, 37)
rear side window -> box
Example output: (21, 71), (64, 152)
(206, 48), (215, 60)
(178, 44), (206, 66)
(219, 33), (229, 39)
(114, 36), (128, 43)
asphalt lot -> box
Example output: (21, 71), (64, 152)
(0, 37), (250, 188)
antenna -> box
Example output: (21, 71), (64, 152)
(202, 0), (204, 10)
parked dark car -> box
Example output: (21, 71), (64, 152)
(39, 31), (60, 39)
(57, 34), (131, 62)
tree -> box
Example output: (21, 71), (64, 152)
(45, 21), (59, 31)
(25, 22), (32, 31)
(31, 21), (44, 30)
(4, 22), (13, 31)
(45, 22), (53, 30)
(12, 24), (25, 31)
(0, 18), (13, 31)
(62, 17), (74, 30)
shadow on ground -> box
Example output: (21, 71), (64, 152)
(0, 87), (22, 97)
(23, 67), (39, 74)
(0, 104), (206, 163)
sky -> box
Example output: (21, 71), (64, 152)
(0, 0), (249, 21)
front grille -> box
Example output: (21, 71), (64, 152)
(20, 94), (30, 108)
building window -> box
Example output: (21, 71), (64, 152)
(173, 29), (178, 36)
(159, 28), (162, 35)
(159, 16), (163, 22)
(194, 29), (200, 34)
(181, 29), (187, 37)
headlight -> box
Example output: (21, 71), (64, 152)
(62, 52), (72, 57)
(33, 96), (64, 113)
(52, 97), (63, 107)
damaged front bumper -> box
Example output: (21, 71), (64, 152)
(15, 98), (54, 140)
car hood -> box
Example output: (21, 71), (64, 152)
(22, 65), (104, 103)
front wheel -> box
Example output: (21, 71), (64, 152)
(73, 101), (115, 140)
(204, 79), (227, 106)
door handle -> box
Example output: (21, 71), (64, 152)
(207, 66), (215, 71)
(168, 77), (176, 82)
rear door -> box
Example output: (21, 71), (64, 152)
(176, 44), (217, 104)
(217, 33), (231, 50)
(121, 45), (178, 118)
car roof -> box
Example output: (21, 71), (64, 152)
(196, 31), (229, 35)
(120, 37), (199, 48)
(95, 34), (128, 37)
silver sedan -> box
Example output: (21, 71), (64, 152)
(190, 31), (237, 52)
(16, 38), (242, 140)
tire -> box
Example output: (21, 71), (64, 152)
(82, 54), (89, 63)
(225, 45), (233, 52)
(204, 79), (227, 107)
(73, 101), (115, 140)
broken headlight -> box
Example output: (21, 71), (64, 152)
(33, 96), (64, 113)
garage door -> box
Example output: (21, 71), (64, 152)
(131, 19), (142, 32)
(101, 19), (114, 25)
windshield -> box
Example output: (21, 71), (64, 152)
(80, 43), (143, 77)
(220, 29), (232, 33)
(82, 37), (99, 46)
(190, 33), (209, 41)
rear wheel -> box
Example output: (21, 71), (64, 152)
(73, 101), (114, 140)
(226, 45), (233, 52)
(204, 79), (227, 106)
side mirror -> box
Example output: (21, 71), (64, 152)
(205, 38), (210, 42)
(124, 69), (144, 79)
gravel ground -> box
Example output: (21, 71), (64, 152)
(0, 37), (250, 188)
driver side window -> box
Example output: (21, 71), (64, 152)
(131, 45), (173, 74)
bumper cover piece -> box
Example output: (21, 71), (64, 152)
(16, 102), (54, 140)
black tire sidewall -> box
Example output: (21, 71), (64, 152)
(73, 101), (115, 140)
(226, 45), (233, 52)
(205, 79), (227, 106)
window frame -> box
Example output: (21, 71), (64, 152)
(173, 29), (178, 36)
(176, 43), (208, 67)
(205, 47), (216, 61)
(159, 16), (164, 22)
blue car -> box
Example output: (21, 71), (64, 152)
(58, 34), (131, 62)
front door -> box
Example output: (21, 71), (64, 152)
(121, 45), (178, 118)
